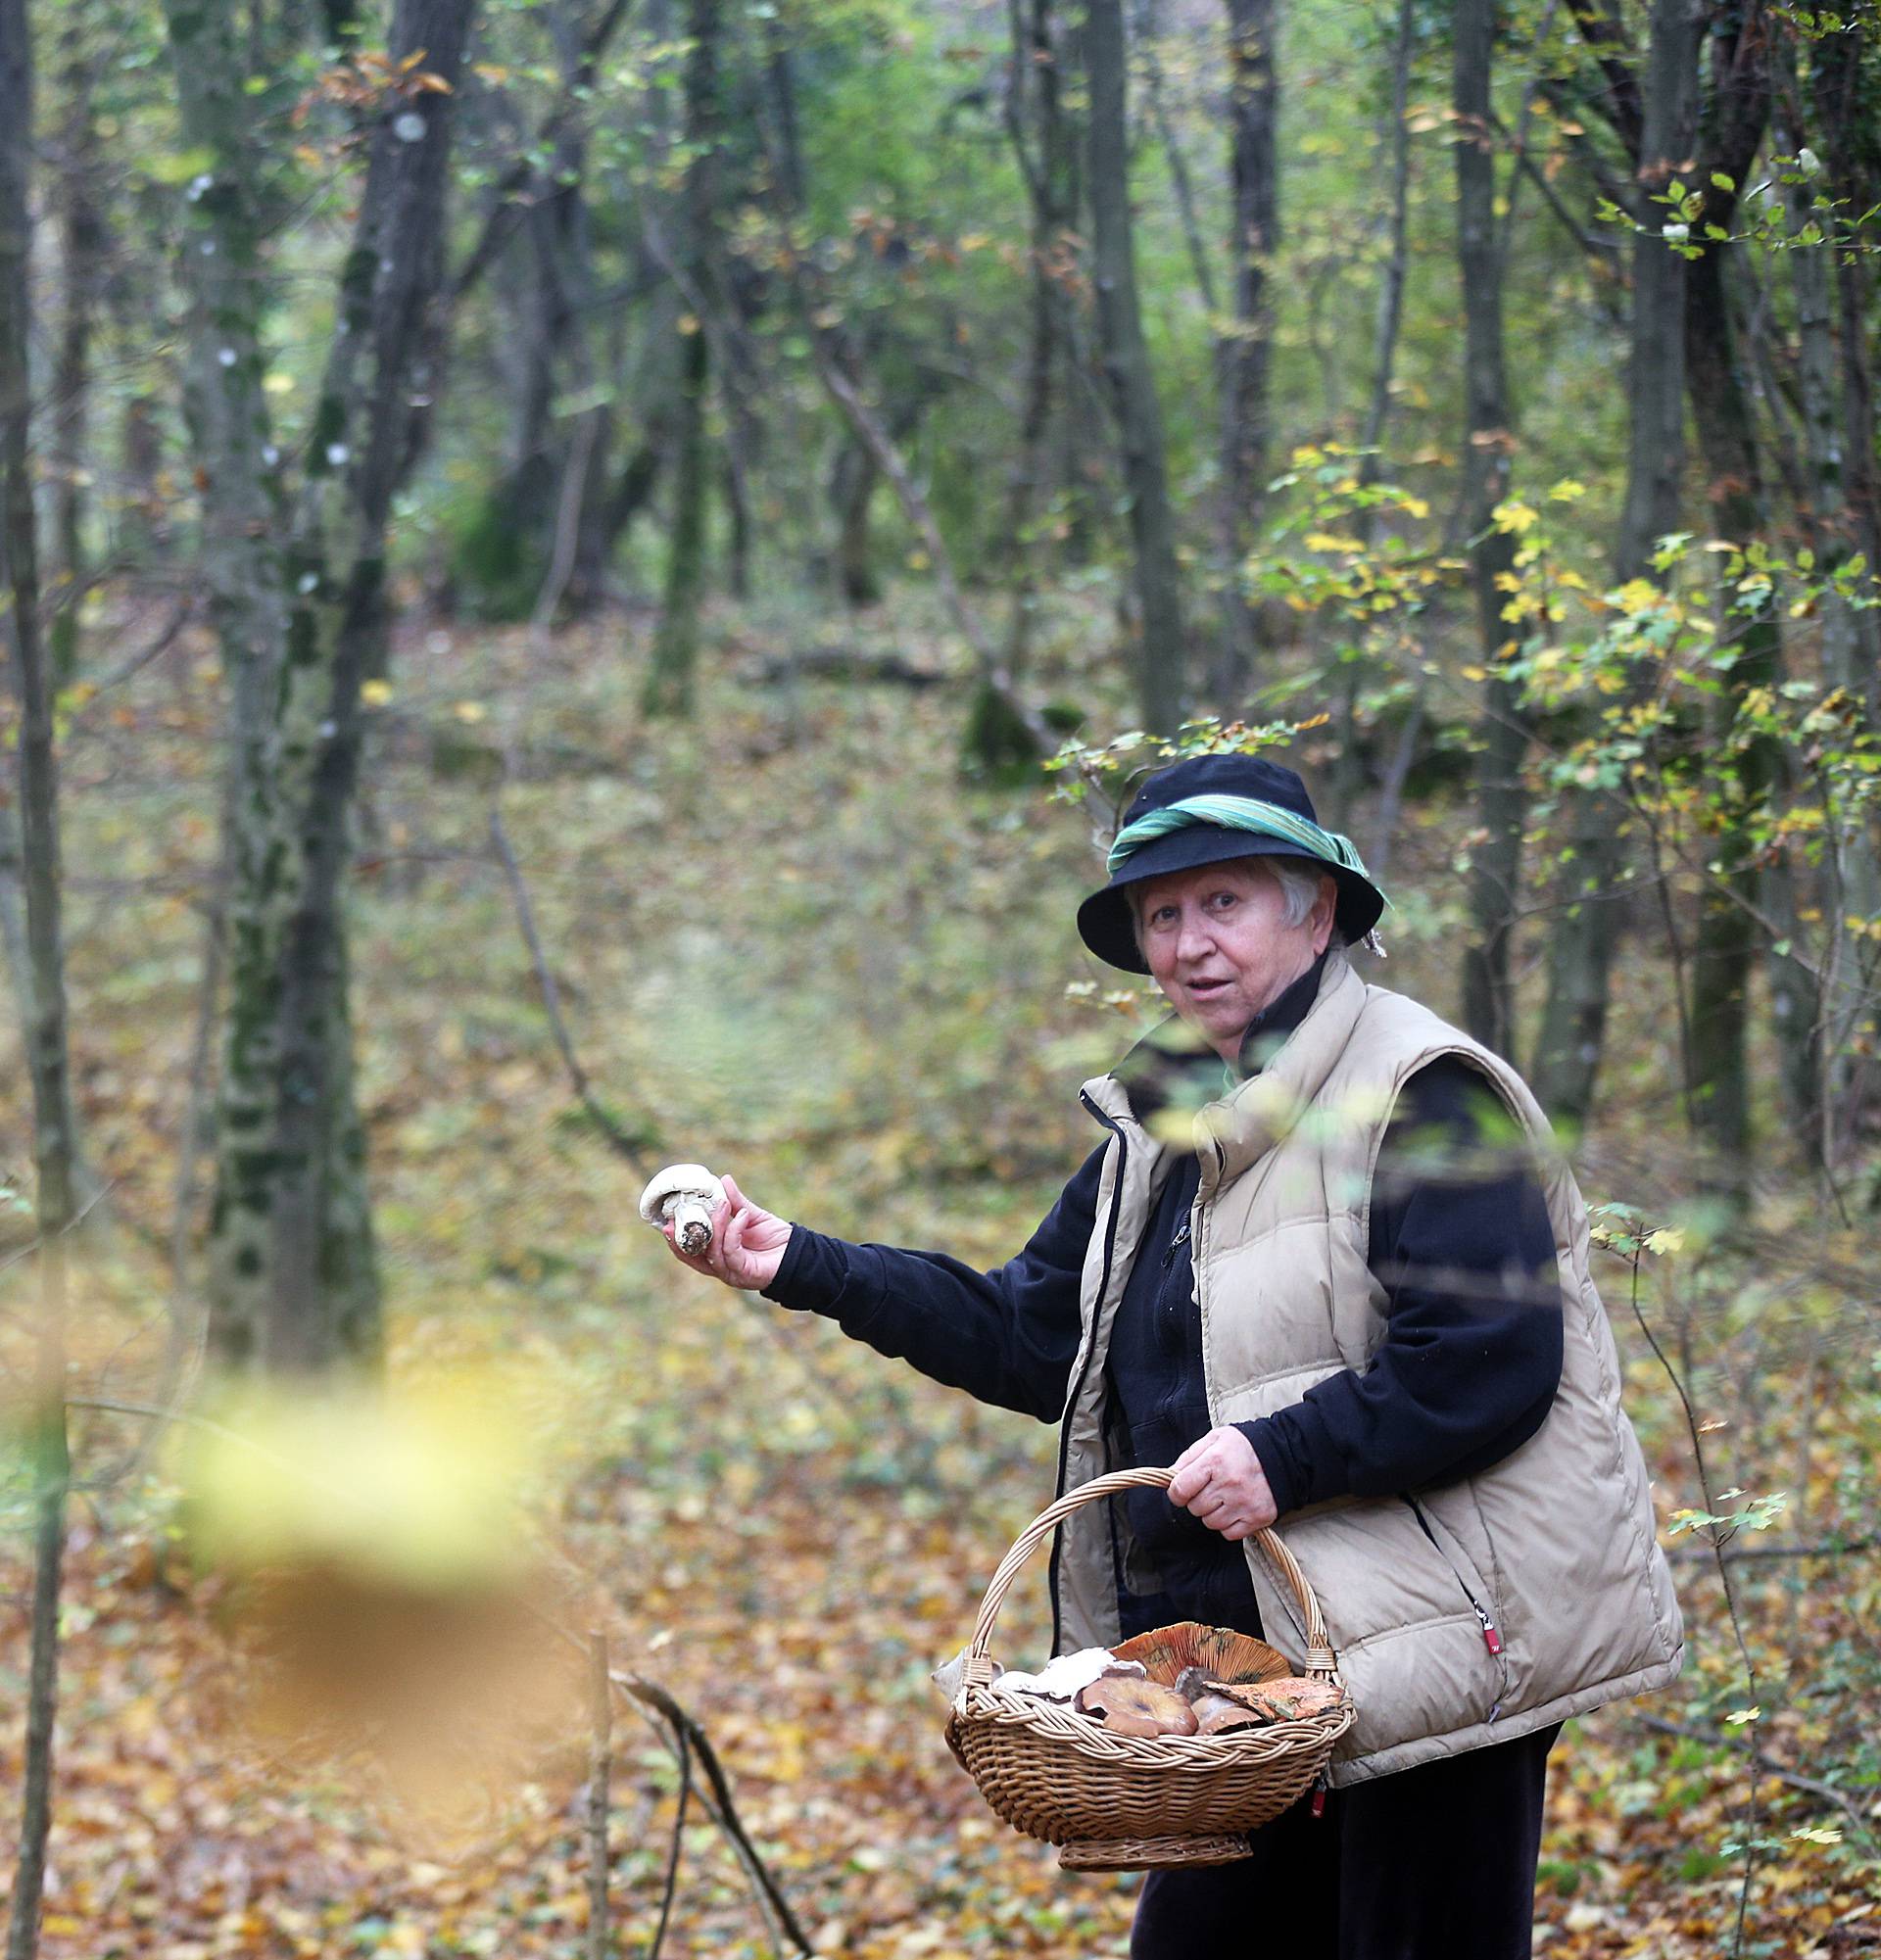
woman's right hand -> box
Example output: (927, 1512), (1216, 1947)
(656, 1173), (792, 1291)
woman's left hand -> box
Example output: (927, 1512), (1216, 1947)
(1167, 1426), (1278, 1542)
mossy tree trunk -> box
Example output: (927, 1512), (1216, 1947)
(1794, 26), (1881, 1158)
(1084, 0), (1186, 736)
(164, 0), (475, 1372)
(47, 14), (104, 689)
(1453, 0), (1528, 1063)
(1215, 0), (1278, 697)
(997, 0), (1078, 686)
(2, 1), (79, 1946)
(644, 0), (721, 718)
(1679, 26), (1790, 1208)
(1531, 0), (1701, 1125)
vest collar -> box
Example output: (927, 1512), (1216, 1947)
(1192, 948), (1369, 1188)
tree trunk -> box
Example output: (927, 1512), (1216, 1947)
(1454, 0), (1528, 1062)
(832, 438), (882, 607)
(1782, 37), (1880, 1160)
(46, 16), (104, 689)
(1531, 0), (1702, 1124)
(1810, 20), (1881, 725)
(1326, 0), (1414, 830)
(1083, 0), (1186, 735)
(1214, 0), (1278, 699)
(996, 0), (1077, 688)
(2, 4), (77, 1950)
(644, 0), (720, 718)
(167, 0), (475, 1371)
(1684, 234), (1782, 1204)
(1680, 14), (1801, 1208)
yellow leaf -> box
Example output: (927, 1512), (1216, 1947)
(360, 679), (394, 707)
(1460, 665), (1487, 682)
(1492, 499), (1539, 534)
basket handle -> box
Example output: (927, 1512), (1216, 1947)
(963, 1465), (1339, 1690)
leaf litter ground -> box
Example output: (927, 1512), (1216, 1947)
(2, 600), (1876, 1956)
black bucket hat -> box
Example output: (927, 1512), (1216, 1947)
(1075, 753), (1388, 975)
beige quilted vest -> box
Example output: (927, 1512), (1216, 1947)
(1050, 949), (1683, 1785)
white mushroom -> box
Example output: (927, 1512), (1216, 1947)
(991, 1648), (1140, 1701)
(638, 1164), (727, 1256)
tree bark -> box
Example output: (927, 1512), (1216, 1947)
(996, 0), (1077, 689)
(46, 15), (104, 688)
(1214, 0), (1278, 698)
(1326, 0), (1414, 829)
(2, 4), (78, 1950)
(167, 0), (475, 1370)
(1454, 0), (1528, 1062)
(1531, 0), (1702, 1124)
(1781, 34), (1880, 1161)
(644, 0), (720, 717)
(1083, 0), (1186, 735)
(1677, 13), (1796, 1205)
(1809, 18), (1881, 727)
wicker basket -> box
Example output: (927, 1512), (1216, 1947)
(944, 1466), (1355, 1872)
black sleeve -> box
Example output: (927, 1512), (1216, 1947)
(1239, 1056), (1563, 1515)
(756, 1142), (1104, 1422)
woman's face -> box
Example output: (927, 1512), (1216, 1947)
(1134, 858), (1336, 1062)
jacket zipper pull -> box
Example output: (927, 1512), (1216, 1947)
(1309, 1766), (1330, 1819)
(1161, 1219), (1191, 1270)
(1472, 1602), (1504, 1656)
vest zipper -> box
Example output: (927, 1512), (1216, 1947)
(1402, 1494), (1510, 1721)
(1051, 1093), (1130, 1655)
(1161, 1219), (1190, 1269)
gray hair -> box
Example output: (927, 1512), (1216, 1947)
(1129, 853), (1345, 954)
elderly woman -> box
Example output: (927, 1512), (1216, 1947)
(659, 753), (1682, 1960)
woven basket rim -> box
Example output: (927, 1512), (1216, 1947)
(950, 1685), (1355, 1766)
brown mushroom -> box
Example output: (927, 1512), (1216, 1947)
(1189, 1691), (1270, 1736)
(1075, 1674), (1199, 1739)
(1245, 1676), (1344, 1722)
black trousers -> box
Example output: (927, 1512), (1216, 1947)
(1130, 1724), (1562, 1960)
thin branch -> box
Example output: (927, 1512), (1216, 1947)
(647, 1705), (690, 1960)
(62, 597), (192, 730)
(587, 1632), (612, 1960)
(0, 1176), (115, 1277)
(1630, 1714), (1878, 1845)
(1668, 1535), (1877, 1564)
(1133, 0), (1218, 315)
(487, 804), (651, 1174)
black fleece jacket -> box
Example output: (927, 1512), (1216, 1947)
(762, 957), (1562, 1632)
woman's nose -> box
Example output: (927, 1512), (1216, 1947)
(1175, 912), (1214, 959)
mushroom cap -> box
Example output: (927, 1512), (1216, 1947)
(637, 1163), (727, 1224)
(1074, 1675), (1199, 1739)
(993, 1647), (1134, 1701)
(1111, 1622), (1292, 1689)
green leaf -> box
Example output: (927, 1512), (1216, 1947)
(146, 146), (217, 186)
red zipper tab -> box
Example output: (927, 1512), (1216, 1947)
(1473, 1603), (1504, 1655)
(1310, 1788), (1327, 1819)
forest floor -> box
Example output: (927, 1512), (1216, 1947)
(2, 594), (1877, 1957)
